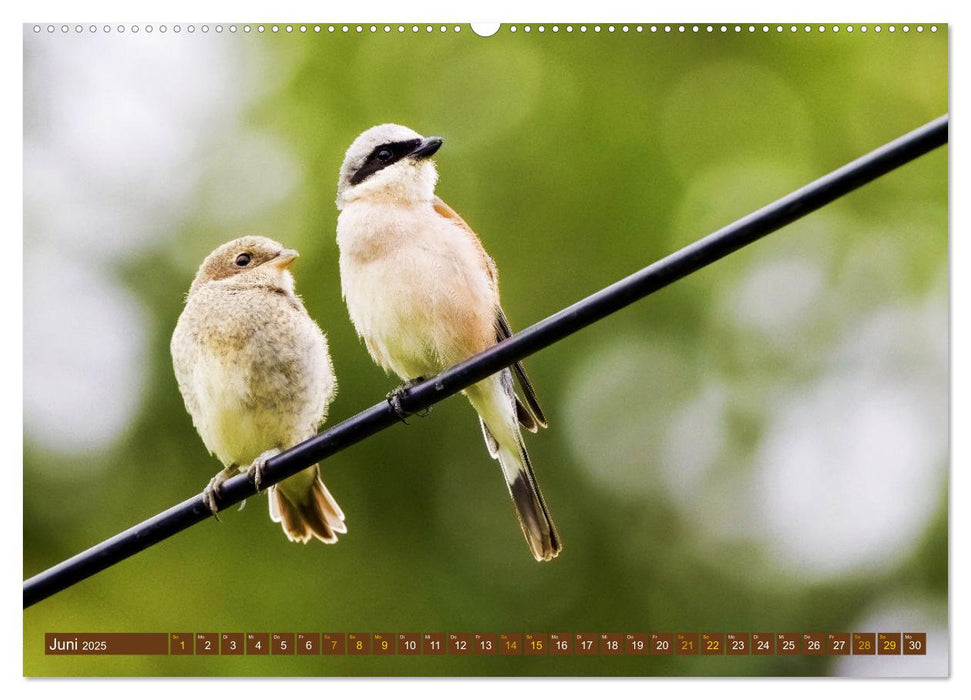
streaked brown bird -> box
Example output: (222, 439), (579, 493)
(171, 235), (345, 543)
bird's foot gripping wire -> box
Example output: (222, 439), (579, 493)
(246, 448), (282, 493)
(386, 377), (431, 423)
(202, 466), (238, 519)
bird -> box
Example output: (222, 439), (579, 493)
(335, 123), (560, 562)
(171, 235), (346, 544)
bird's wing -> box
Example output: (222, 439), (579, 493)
(494, 306), (547, 430)
(432, 196), (548, 431)
(432, 196), (498, 288)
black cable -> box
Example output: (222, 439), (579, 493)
(23, 114), (948, 609)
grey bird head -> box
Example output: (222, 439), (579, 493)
(336, 123), (443, 209)
(189, 235), (300, 296)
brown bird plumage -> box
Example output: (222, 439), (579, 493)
(171, 235), (345, 544)
(336, 124), (560, 561)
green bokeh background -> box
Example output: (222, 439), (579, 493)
(23, 24), (948, 676)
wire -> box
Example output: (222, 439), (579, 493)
(23, 114), (948, 608)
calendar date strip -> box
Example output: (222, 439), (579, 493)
(45, 632), (926, 656)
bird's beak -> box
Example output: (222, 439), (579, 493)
(409, 136), (443, 160)
(271, 248), (300, 269)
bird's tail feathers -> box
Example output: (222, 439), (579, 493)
(269, 467), (346, 544)
(496, 440), (561, 562)
(469, 375), (559, 561)
(480, 417), (500, 458)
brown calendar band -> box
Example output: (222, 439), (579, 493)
(45, 633), (168, 655)
(43, 631), (929, 655)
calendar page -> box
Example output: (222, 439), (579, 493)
(22, 20), (948, 678)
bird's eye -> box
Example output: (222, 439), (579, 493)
(235, 253), (252, 267)
(377, 148), (393, 162)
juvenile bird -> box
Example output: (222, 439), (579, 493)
(335, 124), (560, 561)
(171, 236), (345, 544)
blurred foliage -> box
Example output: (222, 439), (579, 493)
(24, 25), (947, 676)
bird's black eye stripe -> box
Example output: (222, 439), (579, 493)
(349, 139), (422, 186)
(235, 253), (252, 267)
(370, 139), (420, 163)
